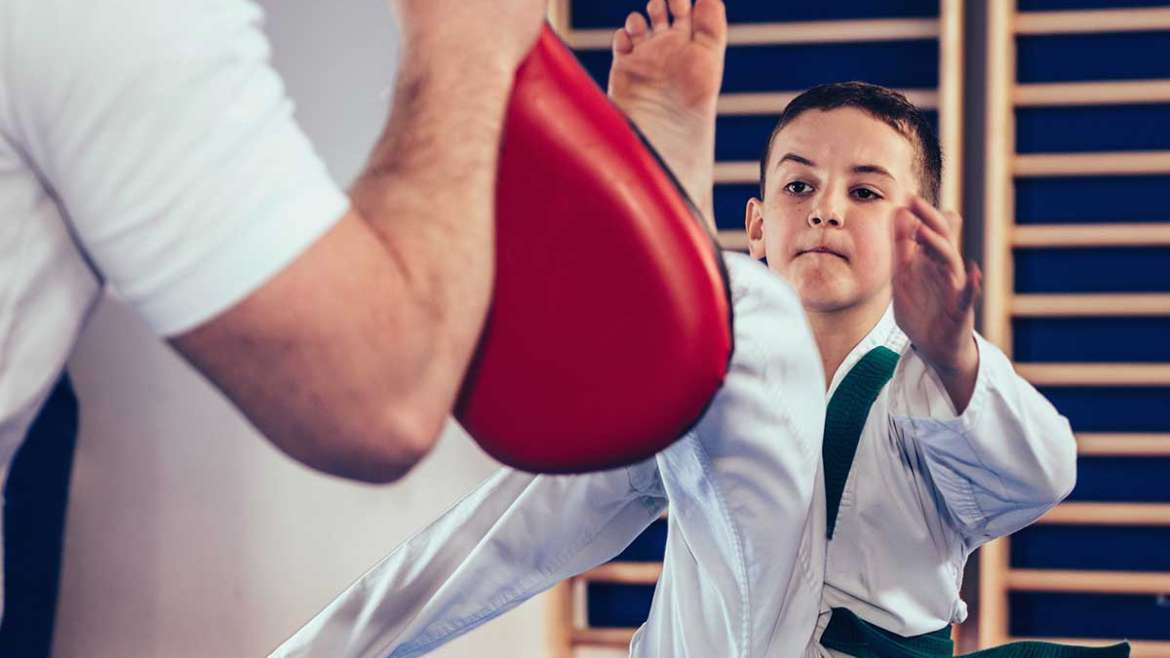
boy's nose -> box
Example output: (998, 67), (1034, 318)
(807, 211), (843, 228)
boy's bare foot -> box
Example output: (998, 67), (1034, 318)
(609, 0), (727, 228)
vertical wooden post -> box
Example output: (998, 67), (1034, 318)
(978, 0), (1017, 648)
(939, 0), (966, 215)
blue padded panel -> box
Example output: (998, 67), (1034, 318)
(613, 519), (668, 562)
(714, 183), (758, 230)
(577, 40), (939, 94)
(587, 583), (655, 628)
(717, 114), (779, 163)
(1013, 525), (1170, 572)
(588, 520), (667, 627)
(1068, 457), (1170, 502)
(1014, 247), (1170, 293)
(1009, 592), (1170, 640)
(575, 50), (613, 91)
(716, 111), (939, 162)
(1016, 105), (1170, 153)
(1013, 317), (1170, 363)
(1018, 32), (1170, 83)
(1018, 0), (1170, 10)
(569, 0), (939, 30)
(1015, 176), (1170, 224)
(1040, 387), (1170, 433)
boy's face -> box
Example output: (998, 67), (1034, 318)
(746, 107), (919, 314)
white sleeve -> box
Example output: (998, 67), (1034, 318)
(889, 334), (1078, 544)
(272, 463), (666, 658)
(6, 0), (349, 335)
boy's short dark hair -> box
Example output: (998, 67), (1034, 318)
(758, 81), (942, 205)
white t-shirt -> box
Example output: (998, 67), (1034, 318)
(0, 0), (350, 610)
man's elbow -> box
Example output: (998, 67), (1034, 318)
(288, 404), (446, 484)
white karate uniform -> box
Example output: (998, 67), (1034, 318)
(272, 255), (1078, 658)
(811, 307), (1077, 652)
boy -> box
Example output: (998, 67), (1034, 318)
(274, 1), (1103, 656)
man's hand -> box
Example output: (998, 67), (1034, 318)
(893, 197), (983, 413)
(391, 0), (548, 75)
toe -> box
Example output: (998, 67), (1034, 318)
(613, 27), (635, 55)
(692, 0), (727, 45)
(646, 0), (669, 32)
(667, 0), (692, 32)
(624, 11), (650, 44)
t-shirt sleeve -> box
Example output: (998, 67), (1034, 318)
(7, 0), (350, 336)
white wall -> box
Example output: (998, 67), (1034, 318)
(54, 2), (550, 656)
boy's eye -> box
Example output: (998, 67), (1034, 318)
(851, 187), (882, 201)
(784, 181), (813, 195)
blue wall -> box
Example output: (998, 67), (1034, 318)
(569, 0), (1170, 641)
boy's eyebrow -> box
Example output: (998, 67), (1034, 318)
(776, 152), (816, 169)
(774, 154), (896, 181)
(853, 164), (895, 180)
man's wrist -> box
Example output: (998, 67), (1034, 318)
(400, 33), (520, 88)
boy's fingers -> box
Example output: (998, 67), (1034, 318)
(958, 261), (983, 312)
(907, 197), (956, 243)
(942, 209), (963, 233)
(914, 219), (964, 271)
(893, 208), (919, 267)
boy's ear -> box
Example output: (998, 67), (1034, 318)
(745, 197), (767, 260)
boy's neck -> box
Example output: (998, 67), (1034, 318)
(805, 296), (891, 391)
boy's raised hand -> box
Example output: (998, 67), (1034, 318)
(893, 197), (983, 412)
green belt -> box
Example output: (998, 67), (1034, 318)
(821, 349), (1131, 658)
(822, 346), (900, 540)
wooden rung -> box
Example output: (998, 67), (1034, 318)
(1012, 223), (1170, 248)
(570, 627), (636, 647)
(1012, 293), (1170, 317)
(1018, 362), (1170, 386)
(717, 229), (749, 251)
(581, 562), (661, 585)
(719, 92), (803, 116)
(1007, 569), (1170, 595)
(1015, 7), (1170, 35)
(1015, 362), (1170, 386)
(546, 0), (570, 34)
(1078, 433), (1170, 457)
(714, 161), (759, 185)
(1014, 151), (1170, 177)
(1038, 502), (1170, 526)
(1015, 80), (1170, 107)
(567, 17), (939, 49)
(718, 89), (938, 115)
(1009, 638), (1170, 658)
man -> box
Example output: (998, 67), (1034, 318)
(0, 0), (543, 630)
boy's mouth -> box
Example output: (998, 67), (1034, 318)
(797, 246), (849, 262)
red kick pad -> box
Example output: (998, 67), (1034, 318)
(455, 25), (733, 473)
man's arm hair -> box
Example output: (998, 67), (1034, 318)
(172, 54), (514, 483)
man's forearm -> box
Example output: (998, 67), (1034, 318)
(350, 53), (515, 427)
